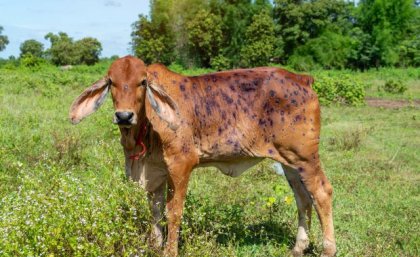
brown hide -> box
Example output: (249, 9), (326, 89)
(146, 63), (320, 170)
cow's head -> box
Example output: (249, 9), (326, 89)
(69, 56), (179, 130)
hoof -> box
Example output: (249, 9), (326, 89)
(163, 247), (178, 257)
(320, 240), (336, 257)
(291, 248), (304, 257)
(292, 238), (309, 257)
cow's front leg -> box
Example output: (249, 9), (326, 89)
(148, 181), (166, 249)
(164, 161), (193, 257)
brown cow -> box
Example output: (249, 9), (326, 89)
(69, 56), (336, 257)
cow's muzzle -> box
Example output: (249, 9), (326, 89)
(114, 111), (135, 126)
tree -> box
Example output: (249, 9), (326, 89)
(0, 26), (9, 52)
(131, 15), (174, 64)
(168, 0), (209, 66)
(216, 0), (256, 67)
(45, 32), (78, 65)
(187, 10), (223, 67)
(397, 7), (420, 67)
(45, 32), (102, 66)
(273, 0), (354, 61)
(131, 0), (176, 65)
(241, 9), (283, 67)
(346, 27), (379, 70)
(20, 39), (44, 58)
(289, 31), (353, 70)
(75, 37), (102, 65)
(357, 0), (416, 67)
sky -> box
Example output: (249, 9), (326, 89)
(0, 0), (149, 58)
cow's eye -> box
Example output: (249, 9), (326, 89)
(140, 79), (147, 87)
(107, 78), (114, 87)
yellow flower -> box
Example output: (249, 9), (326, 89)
(284, 195), (293, 205)
(266, 196), (276, 207)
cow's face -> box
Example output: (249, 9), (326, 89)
(69, 56), (180, 130)
(107, 57), (147, 127)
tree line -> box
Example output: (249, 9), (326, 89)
(0, 29), (102, 66)
(131, 0), (419, 70)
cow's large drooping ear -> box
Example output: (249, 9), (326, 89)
(146, 82), (180, 130)
(69, 78), (110, 124)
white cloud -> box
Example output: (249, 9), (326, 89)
(104, 0), (122, 7)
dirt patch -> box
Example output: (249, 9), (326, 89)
(366, 97), (420, 108)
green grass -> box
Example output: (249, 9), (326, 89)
(0, 63), (419, 256)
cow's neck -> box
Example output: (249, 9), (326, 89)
(119, 115), (148, 151)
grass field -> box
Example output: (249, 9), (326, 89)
(0, 63), (419, 256)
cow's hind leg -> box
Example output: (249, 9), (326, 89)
(283, 165), (312, 256)
(298, 161), (336, 257)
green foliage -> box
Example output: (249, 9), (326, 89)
(19, 53), (46, 68)
(287, 54), (320, 72)
(382, 79), (408, 94)
(290, 31), (353, 70)
(45, 32), (79, 66)
(210, 54), (231, 71)
(396, 7), (420, 67)
(74, 37), (102, 65)
(187, 10), (223, 67)
(19, 39), (44, 58)
(313, 74), (366, 106)
(357, 0), (417, 67)
(346, 27), (379, 71)
(240, 10), (283, 67)
(0, 26), (8, 52)
(131, 14), (175, 65)
(131, 0), (419, 70)
(274, 0), (354, 60)
(44, 32), (102, 66)
(131, 0), (176, 66)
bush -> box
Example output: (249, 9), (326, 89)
(327, 126), (373, 151)
(210, 55), (231, 71)
(381, 79), (408, 94)
(313, 74), (365, 106)
(20, 54), (45, 68)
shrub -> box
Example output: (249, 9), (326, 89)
(327, 126), (373, 151)
(381, 79), (408, 94)
(210, 55), (231, 71)
(20, 54), (45, 68)
(313, 74), (365, 106)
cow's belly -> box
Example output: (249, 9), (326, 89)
(198, 158), (262, 177)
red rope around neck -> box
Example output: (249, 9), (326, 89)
(129, 122), (148, 160)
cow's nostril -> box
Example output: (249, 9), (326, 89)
(115, 111), (134, 123)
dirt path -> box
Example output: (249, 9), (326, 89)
(365, 97), (420, 108)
